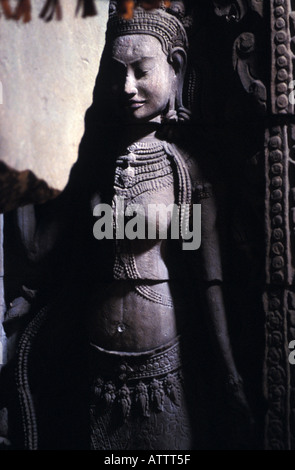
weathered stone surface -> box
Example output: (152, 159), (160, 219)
(0, 0), (109, 190)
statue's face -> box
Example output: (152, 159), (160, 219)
(110, 34), (175, 123)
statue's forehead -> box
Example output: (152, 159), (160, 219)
(111, 34), (164, 61)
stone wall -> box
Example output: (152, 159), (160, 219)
(0, 0), (109, 190)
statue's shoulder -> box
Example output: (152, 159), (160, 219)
(163, 141), (213, 201)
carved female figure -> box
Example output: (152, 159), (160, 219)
(1, 0), (252, 450)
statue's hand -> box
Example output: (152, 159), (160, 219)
(4, 286), (37, 334)
(224, 374), (256, 448)
(225, 374), (253, 418)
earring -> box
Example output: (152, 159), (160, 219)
(161, 84), (178, 123)
(162, 109), (178, 123)
(177, 106), (191, 122)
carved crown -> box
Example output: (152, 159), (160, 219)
(106, 1), (189, 57)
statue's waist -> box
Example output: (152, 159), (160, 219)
(89, 336), (182, 383)
(87, 280), (190, 351)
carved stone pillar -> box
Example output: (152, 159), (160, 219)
(198, 0), (295, 450)
(264, 0), (295, 451)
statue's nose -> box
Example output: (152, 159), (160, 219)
(124, 73), (137, 96)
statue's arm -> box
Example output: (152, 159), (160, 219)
(194, 189), (254, 424)
(197, 193), (239, 380)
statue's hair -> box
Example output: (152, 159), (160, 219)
(106, 6), (188, 60)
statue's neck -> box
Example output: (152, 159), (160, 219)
(117, 121), (162, 150)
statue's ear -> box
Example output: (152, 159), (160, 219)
(163, 48), (190, 123)
(169, 48), (190, 121)
(169, 48), (187, 77)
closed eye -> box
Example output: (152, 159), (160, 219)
(132, 58), (156, 79)
(134, 68), (148, 79)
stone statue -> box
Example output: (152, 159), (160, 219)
(0, 0), (253, 450)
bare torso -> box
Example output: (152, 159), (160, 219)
(88, 140), (186, 351)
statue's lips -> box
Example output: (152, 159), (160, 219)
(125, 101), (146, 110)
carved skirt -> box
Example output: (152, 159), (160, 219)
(89, 338), (192, 450)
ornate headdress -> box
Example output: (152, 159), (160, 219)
(106, 1), (189, 60)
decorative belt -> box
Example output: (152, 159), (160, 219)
(89, 337), (184, 419)
(90, 337), (182, 383)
